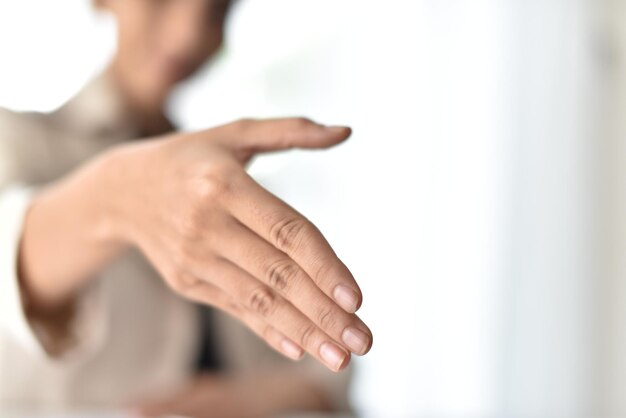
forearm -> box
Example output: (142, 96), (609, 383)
(18, 146), (131, 313)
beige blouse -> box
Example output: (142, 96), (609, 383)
(0, 74), (350, 413)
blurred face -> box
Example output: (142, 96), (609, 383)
(98, 0), (230, 106)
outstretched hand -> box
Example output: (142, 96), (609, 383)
(106, 118), (372, 371)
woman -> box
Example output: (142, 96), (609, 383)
(0, 0), (372, 416)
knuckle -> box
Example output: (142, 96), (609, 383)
(193, 164), (237, 201)
(233, 118), (255, 132)
(311, 255), (347, 289)
(299, 323), (317, 348)
(282, 118), (314, 145)
(317, 306), (337, 330)
(265, 259), (299, 292)
(269, 217), (308, 252)
(311, 259), (333, 286)
(169, 271), (201, 296)
(177, 166), (239, 240)
(314, 264), (345, 292)
(291, 117), (313, 128)
(248, 287), (277, 317)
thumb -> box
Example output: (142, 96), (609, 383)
(215, 117), (352, 155)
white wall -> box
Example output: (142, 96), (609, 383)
(502, 0), (607, 416)
(0, 0), (115, 112)
(178, 1), (509, 417)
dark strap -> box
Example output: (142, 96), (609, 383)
(194, 305), (223, 372)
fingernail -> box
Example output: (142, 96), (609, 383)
(325, 125), (349, 133)
(320, 342), (348, 372)
(280, 339), (304, 361)
(342, 326), (371, 355)
(333, 285), (360, 313)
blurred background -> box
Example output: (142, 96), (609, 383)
(1, 0), (626, 417)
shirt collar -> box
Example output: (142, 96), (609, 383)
(53, 71), (140, 140)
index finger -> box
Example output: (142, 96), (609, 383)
(225, 172), (363, 314)
(214, 118), (352, 156)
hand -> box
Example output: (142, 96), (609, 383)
(102, 118), (373, 371)
(131, 372), (332, 418)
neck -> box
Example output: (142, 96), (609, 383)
(106, 64), (175, 137)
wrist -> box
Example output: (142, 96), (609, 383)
(87, 140), (157, 247)
(18, 148), (132, 311)
(86, 145), (136, 246)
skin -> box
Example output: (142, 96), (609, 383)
(16, 0), (372, 416)
(97, 0), (230, 135)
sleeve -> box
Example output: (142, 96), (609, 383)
(0, 109), (110, 364)
(0, 185), (43, 353)
(0, 184), (110, 364)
